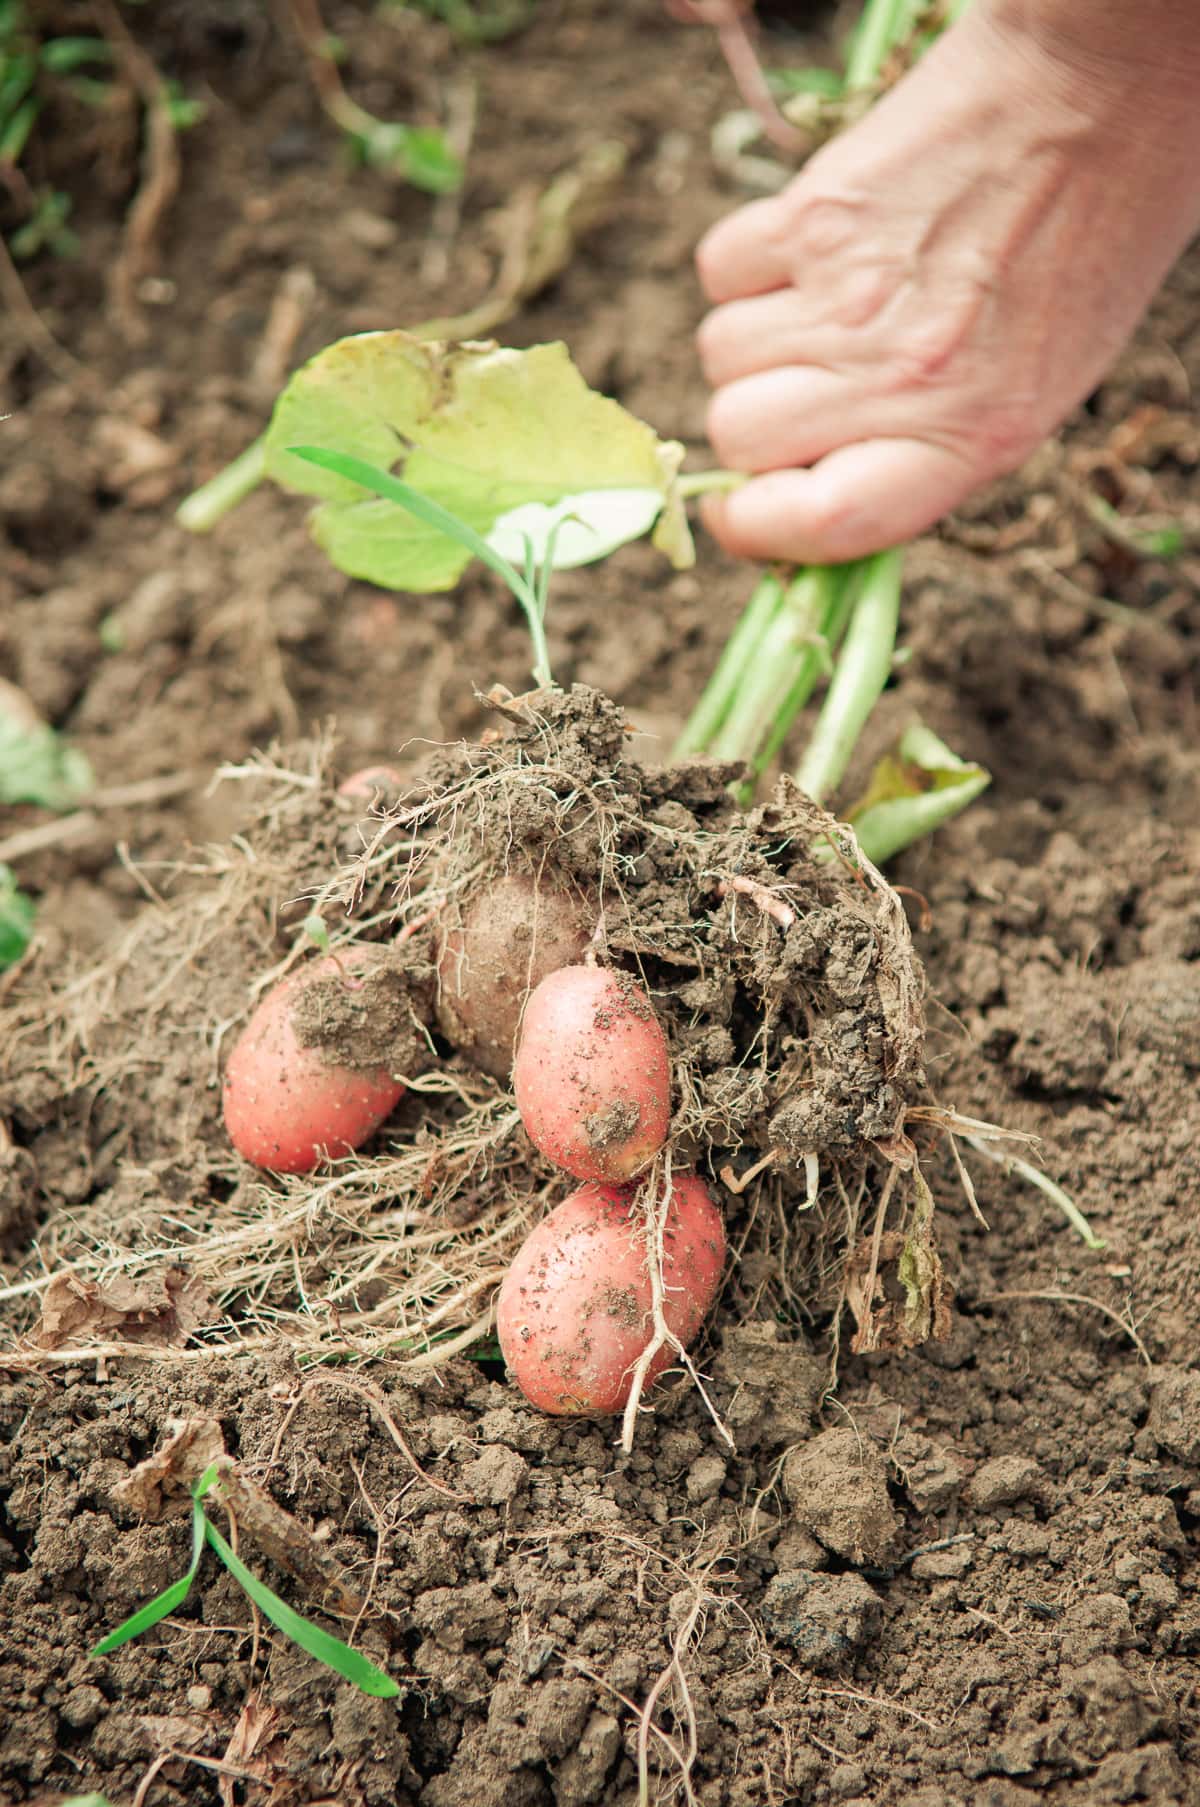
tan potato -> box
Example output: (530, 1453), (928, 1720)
(436, 874), (591, 1079)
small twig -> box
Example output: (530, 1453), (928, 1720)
(96, 0), (182, 339)
(980, 1290), (1153, 1367)
(0, 231), (92, 386)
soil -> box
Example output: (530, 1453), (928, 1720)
(3, 3), (1200, 1805)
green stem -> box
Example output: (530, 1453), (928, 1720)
(793, 550), (902, 803)
(676, 470), (748, 500)
(712, 565), (844, 766)
(176, 435), (267, 533)
(672, 572), (784, 759)
(845, 0), (909, 88)
(743, 566), (857, 779)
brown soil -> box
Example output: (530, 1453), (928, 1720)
(3, 4), (1200, 1805)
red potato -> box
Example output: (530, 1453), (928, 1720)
(436, 874), (591, 1080)
(513, 965), (671, 1182)
(497, 1176), (726, 1414)
(337, 764), (405, 801)
(223, 951), (405, 1173)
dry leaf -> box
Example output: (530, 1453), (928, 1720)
(34, 1264), (211, 1349)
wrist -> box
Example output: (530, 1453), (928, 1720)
(977, 0), (1200, 114)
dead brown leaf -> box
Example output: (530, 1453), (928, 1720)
(34, 1265), (212, 1350)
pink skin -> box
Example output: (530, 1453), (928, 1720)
(497, 1176), (726, 1415)
(337, 765), (405, 801)
(223, 953), (404, 1174)
(513, 966), (671, 1183)
(696, 0), (1200, 564)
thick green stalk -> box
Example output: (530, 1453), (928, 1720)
(793, 550), (902, 803)
(746, 568), (858, 779)
(672, 573), (785, 759)
(712, 566), (846, 765)
(845, 0), (913, 88)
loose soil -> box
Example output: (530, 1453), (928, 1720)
(3, 4), (1200, 1805)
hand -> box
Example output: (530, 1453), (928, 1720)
(695, 4), (1200, 564)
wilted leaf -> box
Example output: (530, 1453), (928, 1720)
(35, 1265), (212, 1350)
(262, 332), (693, 591)
(111, 1417), (226, 1521)
(847, 719), (989, 863)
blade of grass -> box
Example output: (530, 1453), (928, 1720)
(90, 1485), (208, 1656)
(201, 1514), (401, 1697)
(287, 445), (554, 687)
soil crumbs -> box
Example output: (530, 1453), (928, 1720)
(3, 3), (1200, 1805)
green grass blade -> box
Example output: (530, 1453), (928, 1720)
(287, 445), (553, 687)
(90, 1493), (207, 1657)
(202, 1516), (400, 1698)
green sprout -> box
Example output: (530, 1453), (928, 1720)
(91, 1463), (401, 1699)
(0, 865), (35, 969)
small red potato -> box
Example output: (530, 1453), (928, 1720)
(436, 874), (591, 1079)
(337, 764), (405, 801)
(223, 950), (405, 1173)
(497, 1175), (726, 1414)
(513, 965), (670, 1182)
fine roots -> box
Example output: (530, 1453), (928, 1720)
(1, 687), (950, 1381)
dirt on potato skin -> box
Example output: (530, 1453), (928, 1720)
(3, 0), (1200, 1803)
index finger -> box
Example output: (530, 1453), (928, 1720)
(695, 194), (792, 303)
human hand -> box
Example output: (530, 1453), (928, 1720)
(695, 3), (1200, 564)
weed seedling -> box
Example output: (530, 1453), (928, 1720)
(91, 1463), (401, 1698)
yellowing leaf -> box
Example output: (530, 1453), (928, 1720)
(260, 331), (692, 591)
(847, 720), (990, 864)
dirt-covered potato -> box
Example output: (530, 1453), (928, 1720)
(222, 949), (408, 1173)
(513, 964), (672, 1182)
(497, 1175), (726, 1414)
(436, 873), (592, 1079)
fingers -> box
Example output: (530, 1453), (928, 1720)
(705, 366), (863, 471)
(697, 290), (850, 388)
(695, 196), (792, 303)
(701, 437), (978, 565)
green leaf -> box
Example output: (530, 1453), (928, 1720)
(0, 93), (39, 164)
(846, 720), (990, 863)
(90, 1493), (207, 1656)
(39, 34), (114, 73)
(0, 714), (93, 809)
(0, 866), (35, 968)
(262, 333), (692, 593)
(202, 1515), (401, 1697)
(361, 121), (462, 193)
